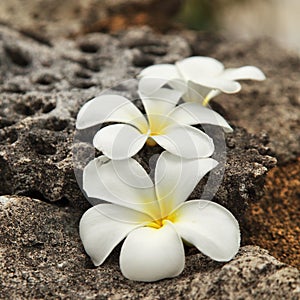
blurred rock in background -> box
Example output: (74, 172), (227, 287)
(1, 0), (299, 55)
(0, 0), (183, 38)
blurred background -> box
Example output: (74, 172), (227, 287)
(0, 0), (299, 55)
(179, 0), (300, 55)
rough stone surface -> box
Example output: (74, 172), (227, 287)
(0, 25), (190, 209)
(0, 25), (275, 219)
(0, 196), (299, 300)
(189, 246), (300, 300)
(195, 126), (276, 218)
(134, 126), (276, 219)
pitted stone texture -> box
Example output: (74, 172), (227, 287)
(0, 90), (96, 208)
(0, 25), (190, 94)
(120, 26), (191, 65)
(0, 25), (190, 209)
(132, 126), (276, 219)
(191, 126), (276, 218)
(0, 196), (299, 299)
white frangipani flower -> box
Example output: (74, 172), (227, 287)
(80, 152), (240, 282)
(76, 86), (232, 160)
(138, 56), (266, 105)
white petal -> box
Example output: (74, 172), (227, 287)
(120, 221), (185, 282)
(76, 94), (148, 132)
(138, 77), (170, 95)
(93, 124), (148, 160)
(220, 66), (266, 81)
(138, 87), (182, 117)
(139, 64), (180, 81)
(155, 152), (218, 217)
(152, 124), (214, 159)
(190, 78), (241, 93)
(182, 80), (211, 103)
(168, 79), (189, 94)
(168, 102), (233, 132)
(83, 157), (160, 219)
(176, 56), (224, 81)
(138, 76), (187, 97)
(94, 203), (153, 224)
(172, 200), (240, 261)
(79, 204), (146, 266)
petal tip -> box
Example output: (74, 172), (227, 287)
(91, 258), (103, 267)
(251, 66), (266, 81)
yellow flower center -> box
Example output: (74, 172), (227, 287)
(140, 114), (174, 147)
(147, 214), (176, 229)
(140, 115), (170, 147)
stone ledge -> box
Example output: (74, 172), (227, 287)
(0, 196), (299, 299)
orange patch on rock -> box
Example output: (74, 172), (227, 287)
(243, 157), (300, 268)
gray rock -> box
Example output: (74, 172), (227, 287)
(0, 196), (299, 299)
(0, 25), (190, 208)
(135, 126), (276, 219)
(189, 246), (300, 300)
(195, 126), (276, 218)
(0, 25), (275, 218)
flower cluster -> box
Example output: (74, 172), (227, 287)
(76, 56), (265, 282)
(139, 56), (265, 106)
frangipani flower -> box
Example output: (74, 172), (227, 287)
(76, 86), (232, 160)
(138, 56), (266, 105)
(80, 151), (240, 282)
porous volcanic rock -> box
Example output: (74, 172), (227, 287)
(0, 25), (275, 218)
(192, 126), (276, 218)
(0, 196), (299, 299)
(134, 125), (276, 219)
(0, 25), (190, 209)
